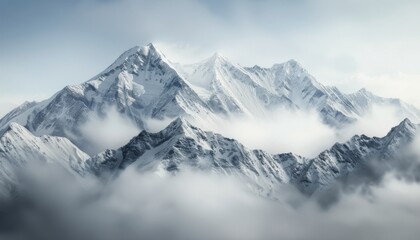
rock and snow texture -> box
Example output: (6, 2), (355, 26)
(0, 44), (210, 154)
(85, 118), (295, 197)
(0, 43), (420, 198)
(85, 118), (419, 196)
(0, 123), (89, 197)
(1, 43), (419, 155)
(180, 55), (420, 126)
(0, 112), (417, 197)
(296, 118), (418, 193)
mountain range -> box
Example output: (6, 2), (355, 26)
(1, 117), (418, 198)
(0, 43), (419, 197)
(1, 43), (419, 154)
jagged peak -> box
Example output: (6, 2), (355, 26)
(276, 152), (305, 161)
(270, 59), (309, 79)
(146, 42), (156, 49)
(285, 59), (299, 66)
(89, 43), (174, 82)
(163, 117), (194, 133)
(204, 52), (230, 66)
(354, 87), (374, 96)
(250, 64), (263, 70)
(118, 43), (162, 58)
(125, 117), (198, 149)
(123, 45), (141, 54)
(384, 118), (417, 139)
(110, 43), (166, 67)
(138, 43), (165, 59)
(398, 118), (415, 128)
(211, 52), (225, 59)
(272, 59), (304, 70)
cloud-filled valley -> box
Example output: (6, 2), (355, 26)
(1, 160), (420, 240)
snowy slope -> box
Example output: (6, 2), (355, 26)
(0, 123), (89, 197)
(178, 54), (297, 117)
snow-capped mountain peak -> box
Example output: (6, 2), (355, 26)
(382, 118), (416, 145)
(207, 52), (228, 64)
(271, 59), (306, 75)
(1, 43), (420, 156)
(94, 43), (171, 80)
(155, 117), (197, 137)
(395, 117), (415, 130)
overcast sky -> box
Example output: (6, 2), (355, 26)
(1, 0), (420, 117)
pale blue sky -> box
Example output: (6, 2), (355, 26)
(1, 0), (420, 116)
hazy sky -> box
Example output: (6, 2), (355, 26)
(1, 0), (420, 117)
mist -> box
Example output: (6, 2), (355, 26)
(338, 104), (407, 139)
(78, 103), (410, 159)
(143, 117), (177, 133)
(79, 106), (142, 154)
(196, 104), (409, 158)
(1, 159), (420, 240)
(198, 108), (336, 157)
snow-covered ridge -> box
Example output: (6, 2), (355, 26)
(0, 44), (210, 154)
(1, 43), (419, 156)
(85, 117), (419, 196)
(0, 117), (417, 197)
(0, 122), (89, 197)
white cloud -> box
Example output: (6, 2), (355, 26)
(144, 117), (177, 133)
(79, 106), (141, 153)
(338, 104), (406, 139)
(198, 108), (336, 157)
(193, 104), (407, 158)
(2, 164), (420, 240)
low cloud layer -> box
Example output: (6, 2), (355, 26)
(198, 104), (409, 158)
(338, 104), (407, 139)
(79, 107), (142, 153)
(200, 109), (337, 157)
(78, 103), (411, 159)
(1, 160), (420, 240)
